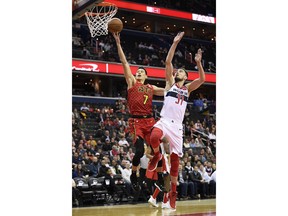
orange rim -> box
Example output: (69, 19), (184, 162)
(84, 1), (117, 17)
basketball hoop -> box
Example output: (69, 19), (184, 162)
(84, 2), (118, 37)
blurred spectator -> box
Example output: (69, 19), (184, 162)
(183, 138), (191, 149)
(189, 165), (204, 199)
(89, 156), (100, 177)
(101, 130), (111, 143)
(127, 147), (135, 162)
(87, 135), (97, 148)
(102, 138), (112, 152)
(82, 152), (92, 165)
(98, 159), (109, 177)
(208, 128), (216, 141)
(185, 161), (193, 175)
(118, 135), (130, 151)
(72, 152), (82, 166)
(119, 162), (133, 194)
(109, 145), (120, 158)
(199, 148), (208, 163)
(72, 163), (87, 178)
(195, 134), (205, 147)
(110, 159), (122, 175)
(198, 164), (210, 198)
(205, 161), (213, 176)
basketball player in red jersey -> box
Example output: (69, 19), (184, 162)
(112, 32), (164, 191)
(148, 32), (206, 210)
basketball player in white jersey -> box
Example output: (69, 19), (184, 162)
(147, 31), (206, 210)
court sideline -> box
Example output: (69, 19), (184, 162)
(72, 198), (216, 216)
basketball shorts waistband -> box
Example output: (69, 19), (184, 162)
(131, 114), (153, 119)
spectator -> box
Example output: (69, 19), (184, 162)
(189, 165), (205, 199)
(198, 164), (210, 198)
(101, 130), (111, 143)
(72, 163), (87, 179)
(205, 161), (213, 176)
(109, 145), (120, 158)
(177, 164), (194, 200)
(208, 128), (216, 141)
(118, 135), (130, 151)
(98, 159), (109, 177)
(82, 152), (92, 165)
(185, 161), (193, 175)
(110, 159), (122, 175)
(209, 170), (216, 198)
(89, 156), (100, 177)
(127, 147), (135, 162)
(119, 161), (133, 195)
(199, 148), (207, 163)
(72, 152), (82, 166)
(195, 134), (205, 147)
(183, 138), (191, 149)
(87, 135), (97, 148)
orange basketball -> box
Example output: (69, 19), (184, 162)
(108, 18), (123, 33)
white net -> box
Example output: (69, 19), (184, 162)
(85, 2), (118, 37)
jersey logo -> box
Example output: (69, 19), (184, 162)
(166, 91), (188, 102)
(138, 86), (151, 94)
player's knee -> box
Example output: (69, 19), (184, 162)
(150, 127), (163, 148)
(170, 153), (179, 177)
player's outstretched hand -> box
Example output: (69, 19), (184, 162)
(173, 31), (185, 44)
(194, 48), (203, 63)
(112, 32), (120, 44)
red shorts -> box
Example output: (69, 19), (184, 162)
(128, 117), (155, 145)
(146, 169), (158, 180)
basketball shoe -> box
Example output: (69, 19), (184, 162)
(148, 196), (159, 207)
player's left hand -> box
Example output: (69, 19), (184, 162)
(173, 32), (185, 43)
(194, 48), (203, 63)
(112, 32), (121, 44)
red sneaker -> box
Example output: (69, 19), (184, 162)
(169, 191), (178, 210)
(148, 153), (162, 172)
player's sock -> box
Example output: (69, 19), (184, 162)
(163, 192), (168, 203)
(171, 182), (177, 193)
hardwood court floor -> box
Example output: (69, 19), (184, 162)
(72, 199), (216, 216)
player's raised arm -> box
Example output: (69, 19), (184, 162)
(165, 32), (185, 88)
(112, 32), (136, 89)
(152, 85), (165, 96)
(186, 48), (206, 93)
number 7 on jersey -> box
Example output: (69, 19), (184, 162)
(143, 95), (149, 104)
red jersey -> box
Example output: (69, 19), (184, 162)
(127, 81), (154, 116)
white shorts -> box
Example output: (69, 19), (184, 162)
(154, 117), (183, 157)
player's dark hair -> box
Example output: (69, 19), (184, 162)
(138, 66), (147, 75)
(180, 67), (188, 77)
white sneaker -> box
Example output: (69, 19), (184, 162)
(161, 200), (170, 209)
(162, 200), (176, 211)
(148, 196), (159, 207)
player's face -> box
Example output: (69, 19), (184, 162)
(175, 69), (187, 82)
(135, 69), (147, 81)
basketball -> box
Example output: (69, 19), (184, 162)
(108, 18), (123, 33)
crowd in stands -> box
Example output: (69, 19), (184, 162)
(72, 29), (216, 73)
(72, 98), (216, 207)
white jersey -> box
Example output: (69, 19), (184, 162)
(160, 83), (188, 123)
(153, 83), (188, 157)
